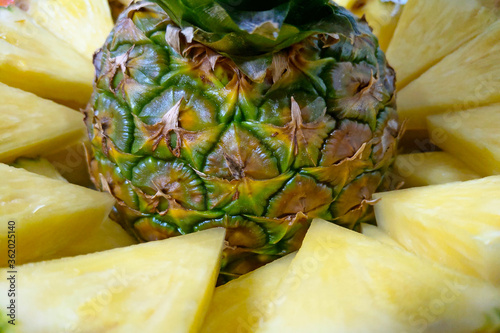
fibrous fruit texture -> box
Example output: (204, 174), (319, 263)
(0, 164), (115, 265)
(393, 152), (480, 188)
(374, 176), (500, 286)
(428, 104), (500, 177)
(86, 0), (399, 277)
(256, 219), (500, 333)
(0, 228), (225, 332)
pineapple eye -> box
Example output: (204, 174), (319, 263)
(84, 0), (400, 280)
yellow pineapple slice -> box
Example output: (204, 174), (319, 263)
(360, 223), (401, 248)
(15, 0), (113, 59)
(10, 158), (137, 258)
(0, 6), (94, 107)
(0, 228), (225, 332)
(12, 157), (67, 182)
(201, 253), (295, 333)
(387, 0), (499, 89)
(397, 20), (500, 130)
(257, 219), (500, 332)
(45, 141), (94, 187)
(351, 0), (403, 51)
(49, 218), (137, 259)
(0, 83), (86, 163)
(0, 164), (115, 265)
(394, 152), (480, 188)
(374, 176), (500, 286)
(427, 104), (500, 176)
(334, 0), (358, 8)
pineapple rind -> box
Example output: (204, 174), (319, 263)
(0, 82), (86, 163)
(87, 0), (399, 277)
(427, 104), (500, 176)
(45, 141), (94, 187)
(374, 176), (500, 286)
(12, 157), (68, 182)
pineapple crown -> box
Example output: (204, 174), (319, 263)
(153, 0), (358, 57)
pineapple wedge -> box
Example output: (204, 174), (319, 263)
(10, 159), (137, 258)
(398, 20), (500, 130)
(0, 228), (225, 332)
(15, 0), (113, 59)
(202, 253), (295, 333)
(351, 0), (403, 51)
(387, 0), (499, 89)
(334, 0), (357, 7)
(49, 218), (137, 259)
(0, 83), (86, 163)
(12, 157), (67, 182)
(374, 176), (500, 286)
(0, 6), (94, 107)
(361, 223), (401, 248)
(0, 164), (115, 265)
(428, 104), (500, 176)
(257, 219), (500, 333)
(394, 152), (480, 188)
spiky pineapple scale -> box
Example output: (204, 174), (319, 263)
(86, 1), (398, 277)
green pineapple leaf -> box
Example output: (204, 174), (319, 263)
(152, 0), (357, 80)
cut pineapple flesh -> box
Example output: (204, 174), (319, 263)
(394, 152), (480, 188)
(0, 6), (94, 107)
(0, 228), (225, 333)
(9, 159), (136, 259)
(0, 164), (115, 265)
(351, 0), (402, 51)
(398, 20), (500, 130)
(202, 253), (295, 333)
(12, 157), (67, 182)
(360, 223), (401, 248)
(333, 0), (358, 8)
(387, 0), (499, 89)
(257, 219), (500, 333)
(48, 218), (137, 260)
(0, 82), (86, 163)
(427, 104), (500, 176)
(16, 0), (113, 59)
(374, 176), (500, 286)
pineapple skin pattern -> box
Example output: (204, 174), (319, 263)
(85, 0), (399, 276)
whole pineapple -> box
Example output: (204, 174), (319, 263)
(86, 0), (399, 278)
